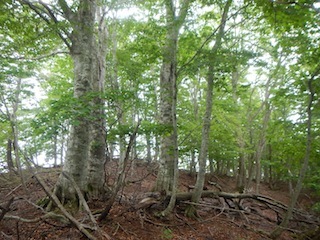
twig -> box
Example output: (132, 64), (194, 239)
(1, 231), (14, 240)
(98, 120), (141, 221)
(3, 212), (68, 224)
(4, 184), (22, 198)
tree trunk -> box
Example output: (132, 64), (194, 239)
(254, 54), (283, 193)
(54, 0), (102, 202)
(270, 64), (319, 239)
(187, 0), (232, 217)
(146, 133), (152, 162)
(189, 150), (196, 176)
(156, 0), (190, 192)
(2, 78), (27, 192)
(11, 78), (26, 192)
(53, 133), (58, 167)
(156, 0), (191, 216)
(87, 5), (108, 198)
(231, 69), (246, 189)
(6, 139), (14, 173)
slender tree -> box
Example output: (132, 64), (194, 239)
(155, 0), (192, 215)
(271, 63), (320, 238)
(186, 0), (232, 217)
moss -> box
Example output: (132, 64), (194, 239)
(36, 196), (50, 208)
(184, 205), (199, 219)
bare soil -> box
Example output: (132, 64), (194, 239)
(0, 161), (319, 240)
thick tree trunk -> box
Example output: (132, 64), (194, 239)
(156, 0), (191, 216)
(156, 55), (178, 192)
(87, 6), (108, 198)
(55, 1), (105, 200)
(20, 0), (108, 203)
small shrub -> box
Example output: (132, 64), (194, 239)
(161, 228), (173, 240)
(311, 202), (320, 213)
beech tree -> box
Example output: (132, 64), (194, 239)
(186, 0), (232, 217)
(15, 0), (109, 202)
(155, 0), (192, 215)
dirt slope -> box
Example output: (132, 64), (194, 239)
(0, 161), (319, 240)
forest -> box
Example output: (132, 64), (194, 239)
(0, 0), (320, 239)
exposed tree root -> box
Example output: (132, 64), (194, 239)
(134, 190), (319, 238)
(32, 171), (112, 240)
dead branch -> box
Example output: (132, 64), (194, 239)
(3, 211), (69, 224)
(21, 151), (112, 239)
(98, 120), (141, 221)
(0, 197), (14, 221)
(1, 231), (14, 240)
(207, 181), (222, 191)
(4, 184), (22, 198)
(32, 172), (110, 240)
(181, 200), (245, 214)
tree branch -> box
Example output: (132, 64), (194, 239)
(19, 0), (72, 50)
(58, 0), (75, 22)
(0, 198), (14, 221)
(177, 0), (192, 26)
(98, 120), (141, 221)
(177, 3), (249, 75)
(2, 50), (69, 61)
(61, 172), (98, 228)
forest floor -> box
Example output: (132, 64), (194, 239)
(0, 160), (319, 240)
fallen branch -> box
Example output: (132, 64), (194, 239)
(21, 151), (112, 239)
(0, 197), (14, 221)
(3, 211), (69, 224)
(169, 191), (288, 208)
(181, 200), (245, 214)
(5, 184), (22, 198)
(1, 231), (13, 240)
(32, 172), (110, 240)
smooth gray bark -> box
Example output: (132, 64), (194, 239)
(156, 0), (191, 216)
(189, 0), (232, 213)
(270, 64), (319, 239)
(87, 6), (108, 198)
(156, 0), (191, 192)
(54, 0), (107, 201)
